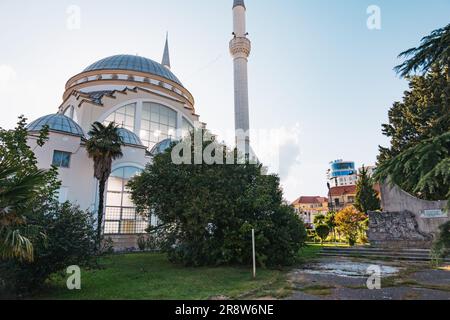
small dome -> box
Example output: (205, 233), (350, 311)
(83, 55), (183, 87)
(149, 138), (174, 156)
(27, 114), (85, 137)
(117, 128), (143, 146)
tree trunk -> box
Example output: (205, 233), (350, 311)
(97, 178), (106, 250)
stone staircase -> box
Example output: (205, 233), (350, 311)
(318, 246), (450, 263)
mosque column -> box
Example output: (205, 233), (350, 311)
(230, 0), (251, 156)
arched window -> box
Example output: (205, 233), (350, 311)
(104, 166), (148, 235)
(182, 117), (194, 138)
(104, 103), (136, 132)
(140, 102), (177, 149)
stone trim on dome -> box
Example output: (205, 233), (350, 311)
(63, 69), (194, 108)
(83, 55), (182, 86)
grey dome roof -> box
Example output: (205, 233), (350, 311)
(27, 114), (85, 137)
(149, 138), (174, 156)
(117, 128), (143, 146)
(83, 55), (183, 86)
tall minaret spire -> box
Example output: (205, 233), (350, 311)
(230, 0), (251, 156)
(162, 32), (171, 69)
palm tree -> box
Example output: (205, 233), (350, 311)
(0, 159), (47, 261)
(86, 122), (123, 246)
(395, 23), (450, 77)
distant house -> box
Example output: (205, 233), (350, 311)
(292, 196), (329, 226)
(329, 185), (357, 212)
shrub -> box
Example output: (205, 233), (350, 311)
(335, 206), (367, 246)
(315, 225), (330, 244)
(128, 132), (307, 267)
(431, 221), (450, 265)
(0, 203), (96, 297)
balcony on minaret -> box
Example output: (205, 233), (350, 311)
(229, 37), (251, 59)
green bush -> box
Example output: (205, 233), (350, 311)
(431, 221), (450, 265)
(129, 132), (307, 267)
(0, 203), (96, 297)
(315, 225), (330, 244)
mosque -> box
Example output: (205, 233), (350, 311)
(25, 0), (252, 250)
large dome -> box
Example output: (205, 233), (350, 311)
(83, 54), (183, 86)
(27, 114), (85, 137)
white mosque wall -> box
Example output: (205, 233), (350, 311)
(27, 131), (150, 213)
(27, 131), (96, 211)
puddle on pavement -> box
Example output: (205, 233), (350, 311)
(298, 262), (400, 278)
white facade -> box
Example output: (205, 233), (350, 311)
(26, 43), (201, 249)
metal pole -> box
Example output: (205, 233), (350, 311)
(252, 229), (256, 279)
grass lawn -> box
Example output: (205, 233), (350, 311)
(36, 253), (284, 300)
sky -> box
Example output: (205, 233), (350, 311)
(0, 0), (449, 202)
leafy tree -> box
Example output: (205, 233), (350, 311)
(0, 202), (96, 296)
(86, 122), (123, 245)
(375, 132), (450, 203)
(431, 221), (450, 265)
(315, 225), (330, 245)
(324, 211), (337, 242)
(335, 206), (366, 246)
(395, 24), (449, 77)
(313, 214), (325, 226)
(0, 117), (60, 262)
(354, 166), (380, 214)
(377, 27), (449, 202)
(128, 130), (307, 267)
(378, 64), (449, 164)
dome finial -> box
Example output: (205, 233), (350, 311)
(162, 32), (171, 69)
(233, 0), (246, 9)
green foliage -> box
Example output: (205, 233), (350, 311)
(379, 26), (450, 203)
(34, 253), (283, 300)
(378, 65), (449, 164)
(315, 225), (330, 244)
(313, 214), (325, 226)
(431, 221), (450, 265)
(128, 130), (307, 267)
(86, 122), (124, 245)
(375, 132), (450, 203)
(0, 202), (96, 297)
(395, 23), (450, 77)
(0, 116), (60, 262)
(354, 166), (380, 214)
(323, 211), (337, 242)
(378, 47), (449, 202)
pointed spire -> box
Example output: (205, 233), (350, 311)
(233, 0), (246, 9)
(162, 32), (171, 69)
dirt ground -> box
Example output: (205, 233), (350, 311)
(287, 257), (450, 300)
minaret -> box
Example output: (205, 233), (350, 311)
(230, 0), (251, 156)
(162, 33), (171, 69)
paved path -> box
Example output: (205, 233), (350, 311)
(287, 257), (450, 300)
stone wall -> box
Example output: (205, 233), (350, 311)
(380, 183), (448, 235)
(368, 183), (449, 248)
(107, 235), (140, 252)
(368, 211), (434, 248)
